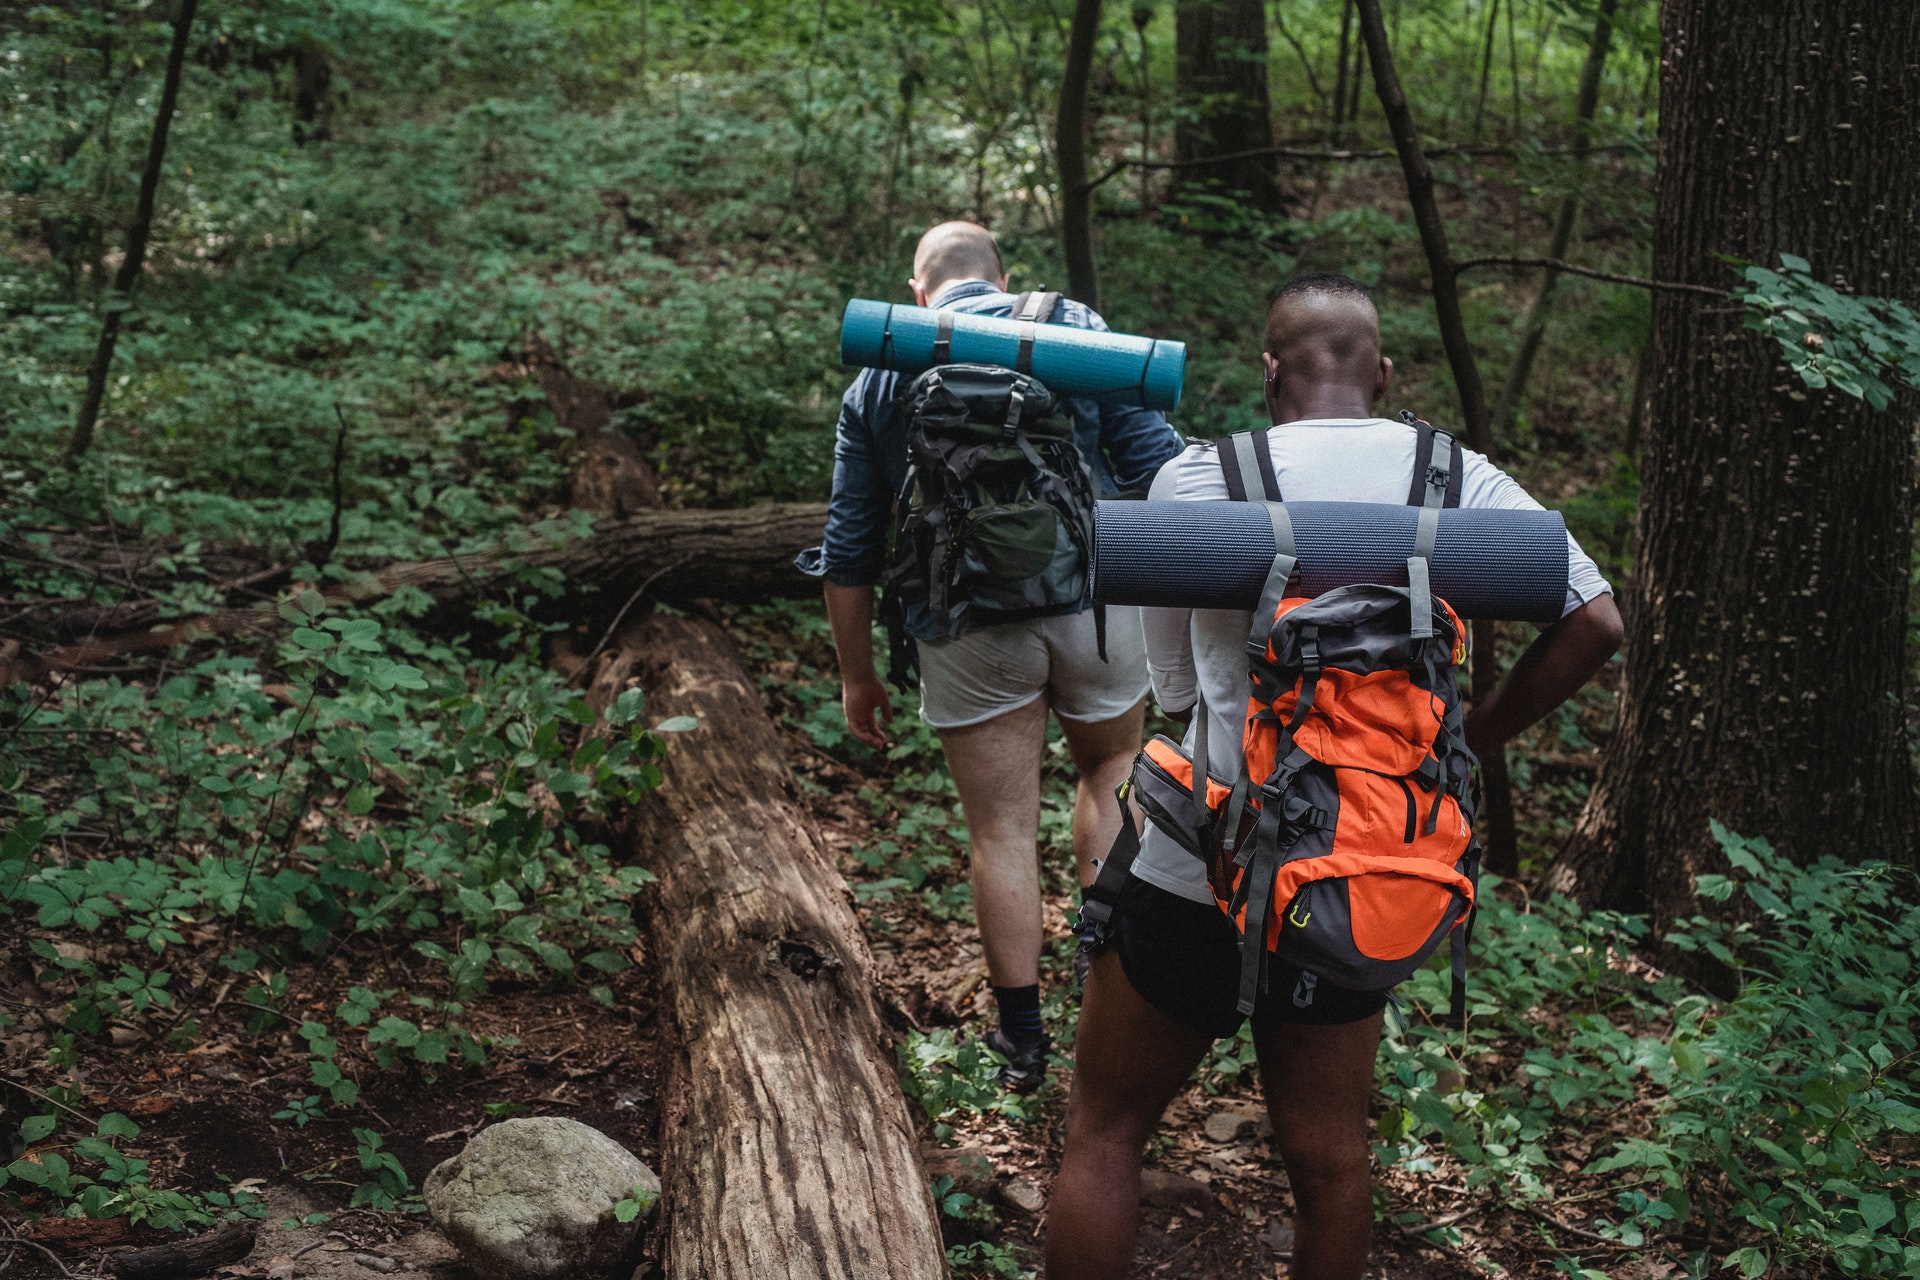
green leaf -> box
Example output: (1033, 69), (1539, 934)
(654, 715), (699, 733)
(1778, 252), (1811, 273)
(608, 688), (645, 726)
(299, 589), (327, 617)
(198, 775), (235, 794)
(19, 1114), (57, 1143)
(1858, 1193), (1896, 1232)
(346, 785), (376, 816)
(95, 1112), (139, 1140)
(1725, 1247), (1769, 1279)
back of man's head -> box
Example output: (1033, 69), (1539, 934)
(912, 222), (1005, 298)
(1261, 273), (1391, 423)
(1265, 273), (1381, 377)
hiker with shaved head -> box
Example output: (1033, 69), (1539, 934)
(1046, 273), (1623, 1279)
(798, 221), (1183, 1090)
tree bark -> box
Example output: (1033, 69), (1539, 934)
(1057, 0), (1104, 308)
(106, 1221), (256, 1279)
(1490, 0), (1618, 439)
(1551, 0), (1920, 924)
(65, 0), (199, 466)
(623, 616), (946, 1280)
(1355, 0), (1520, 874)
(1175, 0), (1285, 210)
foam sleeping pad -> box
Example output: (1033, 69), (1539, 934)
(1092, 500), (1570, 624)
(839, 299), (1185, 411)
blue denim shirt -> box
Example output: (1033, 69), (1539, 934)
(796, 280), (1184, 639)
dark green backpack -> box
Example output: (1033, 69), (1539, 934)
(883, 355), (1099, 683)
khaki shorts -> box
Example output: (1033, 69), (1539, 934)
(917, 605), (1151, 730)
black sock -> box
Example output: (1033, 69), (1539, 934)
(993, 984), (1043, 1042)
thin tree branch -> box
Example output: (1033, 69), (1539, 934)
(65, 0), (201, 466)
(1121, 139), (1628, 172)
(1455, 255), (1729, 298)
(1087, 139), (1633, 189)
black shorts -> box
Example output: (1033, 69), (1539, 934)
(1097, 874), (1391, 1040)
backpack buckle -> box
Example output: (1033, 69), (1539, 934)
(1425, 463), (1449, 491)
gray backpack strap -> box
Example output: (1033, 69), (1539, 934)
(1248, 502), (1298, 659)
(1008, 290), (1060, 374)
(932, 309), (954, 365)
(1404, 410), (1463, 508)
(1219, 429), (1281, 503)
(1406, 423), (1450, 640)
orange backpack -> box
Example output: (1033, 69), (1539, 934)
(1084, 416), (1481, 1023)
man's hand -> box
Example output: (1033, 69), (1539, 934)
(1464, 593), (1623, 759)
(842, 671), (895, 749)
(823, 582), (895, 748)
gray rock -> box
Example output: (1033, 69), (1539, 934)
(1203, 1109), (1268, 1143)
(921, 1142), (997, 1202)
(423, 1117), (660, 1280)
(997, 1178), (1046, 1215)
(1137, 1168), (1214, 1212)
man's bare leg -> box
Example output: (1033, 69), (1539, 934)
(1056, 699), (1146, 888)
(1253, 1012), (1384, 1280)
(1045, 950), (1212, 1280)
(939, 697), (1049, 988)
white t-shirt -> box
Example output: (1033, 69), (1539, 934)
(1131, 418), (1613, 905)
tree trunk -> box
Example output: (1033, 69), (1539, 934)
(1175, 0), (1284, 210)
(622, 616), (946, 1280)
(1550, 0), (1920, 925)
(1057, 0), (1104, 307)
(1489, 0), (1618, 439)
(66, 0), (199, 466)
(1355, 0), (1520, 873)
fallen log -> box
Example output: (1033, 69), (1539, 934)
(620, 615), (945, 1280)
(105, 1220), (257, 1279)
(358, 501), (826, 612)
(0, 503), (829, 683)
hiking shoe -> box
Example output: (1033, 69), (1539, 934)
(984, 1026), (1052, 1093)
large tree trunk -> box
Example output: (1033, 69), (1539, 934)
(1550, 1), (1920, 925)
(622, 616), (945, 1280)
(1174, 0), (1284, 210)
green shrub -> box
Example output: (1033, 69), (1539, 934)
(1380, 825), (1919, 1278)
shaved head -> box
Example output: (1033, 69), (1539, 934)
(1262, 273), (1391, 423)
(911, 221), (1005, 298)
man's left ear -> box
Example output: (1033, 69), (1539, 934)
(997, 273), (1010, 292)
(1373, 356), (1394, 407)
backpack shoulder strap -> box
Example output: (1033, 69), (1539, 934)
(1009, 290), (1063, 323)
(1402, 410), (1463, 509)
(1006, 290), (1062, 375)
(1218, 428), (1283, 503)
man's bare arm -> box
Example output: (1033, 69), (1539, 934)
(1463, 593), (1624, 759)
(824, 581), (894, 748)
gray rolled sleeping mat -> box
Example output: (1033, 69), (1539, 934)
(1089, 498), (1569, 624)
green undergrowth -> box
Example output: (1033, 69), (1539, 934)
(1376, 825), (1916, 1278)
(0, 592), (676, 1221)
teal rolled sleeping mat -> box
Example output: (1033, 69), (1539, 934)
(839, 298), (1186, 411)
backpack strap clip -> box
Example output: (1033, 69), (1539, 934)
(1001, 384), (1026, 442)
